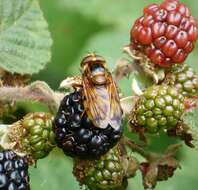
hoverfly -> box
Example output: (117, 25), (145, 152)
(80, 53), (122, 130)
(60, 53), (122, 130)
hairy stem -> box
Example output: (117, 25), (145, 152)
(124, 137), (182, 163)
(0, 81), (65, 114)
(124, 137), (151, 160)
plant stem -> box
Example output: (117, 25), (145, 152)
(124, 137), (182, 163)
(124, 137), (151, 160)
(0, 81), (65, 114)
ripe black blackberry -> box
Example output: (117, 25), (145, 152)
(0, 150), (30, 190)
(53, 90), (123, 159)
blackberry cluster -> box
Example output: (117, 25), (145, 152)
(166, 64), (198, 97)
(130, 0), (198, 67)
(53, 90), (122, 159)
(130, 85), (185, 133)
(0, 150), (30, 190)
(73, 147), (125, 190)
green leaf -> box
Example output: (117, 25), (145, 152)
(0, 0), (52, 74)
(60, 0), (145, 29)
(184, 109), (198, 130)
(187, 46), (198, 73)
(30, 149), (79, 190)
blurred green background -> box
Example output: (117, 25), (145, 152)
(28, 0), (198, 189)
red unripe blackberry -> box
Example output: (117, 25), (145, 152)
(130, 0), (198, 68)
(53, 90), (123, 159)
(0, 150), (30, 190)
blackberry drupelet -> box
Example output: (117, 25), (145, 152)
(130, 85), (185, 134)
(0, 150), (30, 190)
(53, 90), (123, 159)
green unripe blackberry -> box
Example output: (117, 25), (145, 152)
(130, 85), (185, 134)
(166, 64), (198, 97)
(9, 112), (55, 161)
(73, 147), (126, 190)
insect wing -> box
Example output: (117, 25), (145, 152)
(82, 75), (110, 128)
(107, 74), (123, 130)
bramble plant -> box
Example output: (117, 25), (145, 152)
(0, 0), (198, 190)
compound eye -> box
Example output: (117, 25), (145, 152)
(90, 63), (99, 71)
(90, 64), (105, 76)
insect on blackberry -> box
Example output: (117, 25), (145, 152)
(54, 53), (123, 159)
